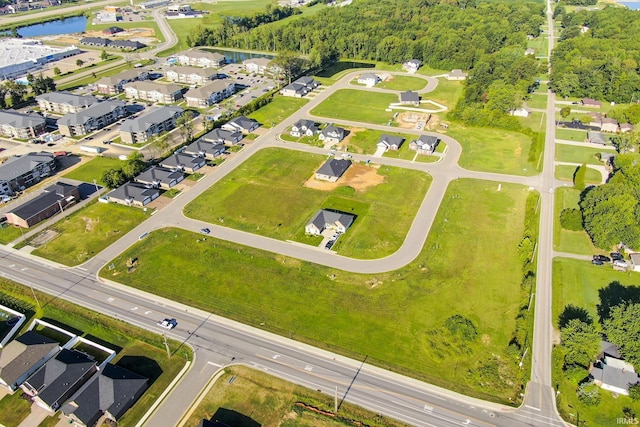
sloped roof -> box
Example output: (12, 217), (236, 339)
(179, 49), (225, 62)
(242, 57), (272, 67)
(161, 153), (205, 169)
(201, 128), (241, 143)
(107, 182), (159, 203)
(9, 182), (78, 221)
(399, 91), (419, 103)
(316, 159), (351, 179)
(0, 152), (54, 181)
(0, 331), (58, 388)
(185, 80), (234, 99)
(124, 81), (182, 95)
(0, 110), (46, 129)
(36, 92), (98, 108)
(309, 209), (355, 231)
(120, 106), (183, 133)
(58, 100), (126, 127)
(226, 116), (258, 131)
(167, 66), (217, 78)
(184, 139), (225, 156)
(136, 166), (183, 184)
(321, 125), (345, 139)
(292, 119), (315, 130)
(378, 134), (404, 147)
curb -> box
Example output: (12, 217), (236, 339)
(176, 367), (227, 427)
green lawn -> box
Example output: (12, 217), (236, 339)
(62, 156), (124, 186)
(377, 75), (427, 91)
(555, 165), (603, 184)
(339, 127), (414, 157)
(0, 391), (31, 427)
(527, 93), (548, 109)
(312, 61), (377, 85)
(555, 128), (587, 142)
(518, 111), (546, 133)
(553, 187), (598, 255)
(248, 96), (309, 128)
(183, 148), (431, 259)
(527, 36), (548, 58)
(103, 179), (533, 404)
(31, 201), (150, 266)
(310, 89), (398, 125)
(427, 79), (464, 109)
(552, 257), (640, 426)
(447, 125), (538, 175)
(0, 224), (24, 245)
(184, 365), (410, 427)
(555, 143), (610, 165)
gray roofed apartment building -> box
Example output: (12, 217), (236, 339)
(184, 80), (235, 108)
(58, 100), (127, 136)
(36, 92), (98, 114)
(166, 66), (218, 85)
(93, 69), (150, 95)
(0, 151), (55, 195)
(0, 110), (46, 140)
(177, 49), (226, 68)
(123, 81), (183, 104)
(120, 106), (183, 144)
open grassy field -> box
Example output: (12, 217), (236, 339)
(310, 89), (398, 125)
(183, 148), (431, 258)
(555, 128), (587, 142)
(552, 257), (640, 426)
(447, 125), (538, 175)
(377, 75), (427, 91)
(62, 156), (124, 186)
(426, 79), (464, 109)
(518, 111), (546, 133)
(184, 365), (410, 427)
(553, 187), (598, 255)
(0, 224), (24, 245)
(248, 96), (309, 128)
(0, 391), (31, 427)
(555, 165), (603, 184)
(527, 94), (548, 109)
(0, 278), (189, 427)
(104, 179), (533, 403)
(31, 201), (150, 266)
(555, 143), (610, 165)
(337, 127), (417, 160)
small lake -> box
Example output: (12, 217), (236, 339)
(201, 48), (275, 64)
(17, 16), (87, 38)
(619, 1), (640, 9)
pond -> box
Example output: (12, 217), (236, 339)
(201, 48), (275, 64)
(17, 15), (87, 38)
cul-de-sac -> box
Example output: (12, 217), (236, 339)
(0, 0), (639, 426)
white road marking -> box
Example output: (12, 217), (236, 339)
(131, 306), (138, 311)
(207, 362), (223, 367)
(107, 297), (115, 303)
(144, 310), (152, 315)
(304, 364), (313, 371)
(8, 264), (14, 268)
(77, 267), (87, 271)
(273, 354), (280, 359)
(524, 405), (541, 411)
(424, 404), (433, 412)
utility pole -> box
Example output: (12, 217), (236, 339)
(334, 385), (338, 414)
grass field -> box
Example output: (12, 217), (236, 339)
(63, 156), (124, 186)
(447, 125), (538, 175)
(555, 143), (610, 165)
(555, 165), (603, 184)
(555, 128), (587, 142)
(518, 111), (546, 132)
(248, 96), (309, 128)
(104, 179), (533, 403)
(377, 75), (427, 91)
(552, 257), (640, 426)
(184, 365), (410, 427)
(183, 148), (431, 258)
(0, 391), (31, 427)
(0, 278), (189, 427)
(0, 224), (24, 245)
(527, 93), (548, 109)
(338, 128), (417, 160)
(31, 201), (150, 266)
(426, 79), (464, 109)
(553, 187), (598, 255)
(310, 89), (398, 125)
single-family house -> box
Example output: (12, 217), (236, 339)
(106, 182), (160, 207)
(0, 151), (56, 196)
(61, 364), (148, 427)
(120, 106), (184, 144)
(221, 116), (259, 134)
(176, 50), (226, 68)
(600, 152), (615, 165)
(0, 331), (60, 392)
(0, 110), (47, 139)
(22, 349), (98, 412)
(587, 131), (608, 145)
(290, 119), (318, 137)
(5, 182), (80, 228)
(184, 80), (235, 108)
(184, 139), (226, 159)
(102, 26), (123, 35)
(165, 66), (218, 86)
(358, 73), (380, 87)
(123, 81), (183, 104)
(591, 353), (639, 396)
(36, 92), (98, 114)
(135, 166), (184, 189)
(601, 117), (619, 133)
(524, 48), (535, 56)
(409, 135), (439, 155)
(620, 123), (635, 133)
(586, 112), (604, 129)
(318, 125), (345, 144)
(242, 57), (279, 76)
(201, 128), (243, 146)
(377, 134), (404, 151)
(305, 209), (355, 236)
(630, 253), (640, 272)
(160, 153), (206, 173)
(399, 91), (420, 106)
(57, 100), (127, 137)
(315, 159), (351, 182)
(402, 59), (421, 73)
(280, 76), (319, 98)
(94, 69), (150, 95)
(581, 98), (602, 108)
(446, 69), (468, 81)
(510, 107), (531, 118)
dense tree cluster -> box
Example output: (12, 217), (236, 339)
(101, 152), (147, 189)
(550, 6), (640, 103)
(604, 303), (640, 368)
(559, 0), (597, 6)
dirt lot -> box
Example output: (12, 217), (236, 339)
(303, 163), (385, 192)
(50, 27), (157, 46)
(396, 111), (442, 130)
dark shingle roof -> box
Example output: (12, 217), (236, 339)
(9, 182), (78, 221)
(0, 152), (54, 181)
(316, 159), (351, 179)
(0, 331), (58, 388)
(58, 100), (126, 127)
(120, 106), (183, 133)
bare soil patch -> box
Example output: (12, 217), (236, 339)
(30, 229), (59, 247)
(396, 111), (442, 130)
(303, 163), (385, 192)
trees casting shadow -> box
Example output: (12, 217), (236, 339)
(597, 281), (640, 324)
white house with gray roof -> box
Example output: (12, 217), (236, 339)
(222, 116), (259, 134)
(123, 81), (183, 104)
(318, 125), (345, 144)
(119, 106), (184, 144)
(106, 182), (160, 207)
(58, 100), (127, 137)
(135, 166), (184, 189)
(242, 57), (279, 75)
(36, 92), (98, 114)
(402, 59), (421, 73)
(166, 66), (218, 86)
(0, 111), (46, 140)
(377, 134), (404, 151)
(305, 209), (355, 236)
(184, 80), (235, 108)
(184, 139), (226, 159)
(280, 76), (319, 97)
(315, 159), (351, 182)
(446, 69), (468, 81)
(201, 128), (242, 145)
(290, 119), (318, 137)
(177, 49), (226, 68)
(399, 91), (420, 106)
(0, 151), (55, 195)
(409, 135), (439, 154)
(159, 153), (206, 173)
(357, 73), (381, 87)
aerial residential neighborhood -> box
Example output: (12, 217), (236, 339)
(0, 0), (639, 426)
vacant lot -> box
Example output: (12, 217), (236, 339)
(376, 75), (426, 91)
(248, 96), (309, 128)
(553, 188), (598, 255)
(555, 165), (602, 184)
(554, 143), (609, 165)
(31, 201), (150, 266)
(105, 179), (532, 403)
(425, 79), (464, 109)
(184, 365), (409, 427)
(183, 148), (430, 258)
(63, 156), (124, 187)
(337, 127), (417, 159)
(556, 128), (587, 142)
(311, 89), (398, 125)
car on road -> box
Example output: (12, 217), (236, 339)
(591, 259), (604, 266)
(200, 228), (210, 234)
(342, 153), (353, 159)
(610, 252), (624, 261)
(593, 254), (611, 263)
(103, 140), (112, 144)
(157, 318), (177, 329)
(86, 136), (93, 140)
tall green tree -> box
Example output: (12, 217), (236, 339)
(272, 50), (304, 84)
(604, 303), (640, 368)
(176, 111), (195, 144)
(561, 318), (600, 368)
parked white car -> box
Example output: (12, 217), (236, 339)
(157, 318), (178, 329)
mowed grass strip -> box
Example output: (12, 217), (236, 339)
(183, 148), (430, 259)
(32, 201), (150, 266)
(426, 79), (464, 109)
(248, 96), (309, 128)
(553, 187), (598, 255)
(103, 179), (531, 403)
(185, 365), (410, 427)
(0, 391), (31, 427)
(311, 89), (398, 125)
(555, 165), (602, 184)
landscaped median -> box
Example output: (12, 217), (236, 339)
(102, 179), (538, 404)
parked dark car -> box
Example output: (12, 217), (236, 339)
(592, 259), (604, 266)
(610, 252), (624, 261)
(593, 255), (611, 263)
